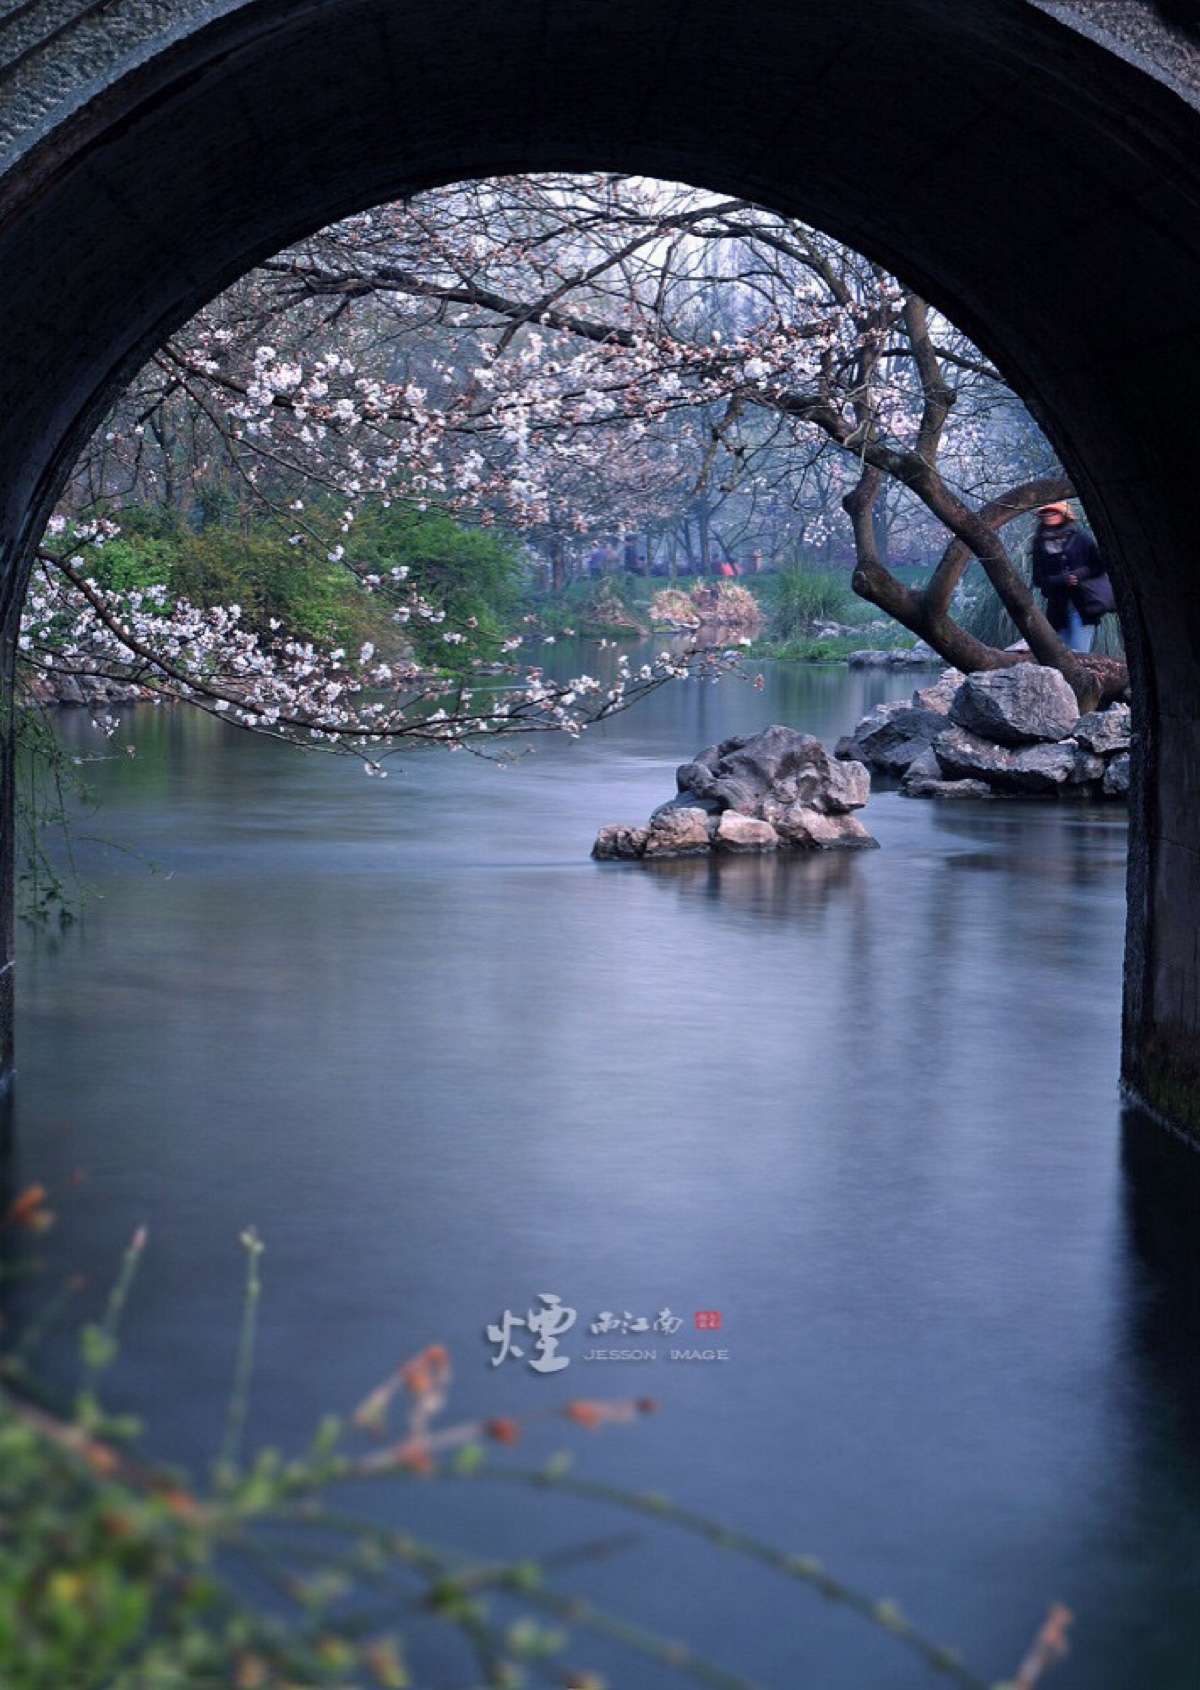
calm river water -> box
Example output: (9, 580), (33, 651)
(8, 655), (1200, 1688)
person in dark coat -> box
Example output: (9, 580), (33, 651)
(1030, 501), (1114, 652)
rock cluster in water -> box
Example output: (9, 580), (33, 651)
(23, 669), (150, 707)
(836, 663), (1131, 799)
(592, 723), (877, 860)
(846, 642), (943, 669)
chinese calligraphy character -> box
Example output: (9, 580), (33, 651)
(486, 1308), (527, 1367)
(592, 1305), (683, 1336)
(526, 1293), (576, 1373)
(489, 1294), (577, 1372)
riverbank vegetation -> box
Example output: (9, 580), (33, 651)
(75, 502), (528, 668)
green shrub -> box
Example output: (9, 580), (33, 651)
(347, 506), (526, 666)
(85, 537), (174, 597)
(167, 528), (381, 649)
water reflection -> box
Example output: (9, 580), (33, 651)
(624, 848), (867, 926)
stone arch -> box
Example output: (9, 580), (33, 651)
(2, 0), (1199, 1124)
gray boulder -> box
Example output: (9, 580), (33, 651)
(838, 663), (1131, 804)
(710, 773), (765, 814)
(912, 669), (966, 714)
(652, 792), (721, 821)
(771, 805), (878, 849)
(675, 735), (749, 793)
(53, 673), (88, 705)
(817, 757), (871, 814)
(904, 775), (994, 800)
(836, 700), (945, 774)
(900, 746), (941, 786)
(1073, 704), (1132, 755)
(674, 759), (718, 798)
(847, 645), (941, 668)
(846, 650), (895, 668)
(934, 725), (1078, 793)
(1103, 753), (1131, 797)
(1067, 751), (1106, 786)
(594, 722), (878, 858)
(948, 663), (1080, 746)
(680, 723), (870, 817)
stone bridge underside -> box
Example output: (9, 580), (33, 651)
(3, 0), (1200, 1127)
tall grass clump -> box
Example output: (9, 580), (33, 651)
(761, 561), (865, 643)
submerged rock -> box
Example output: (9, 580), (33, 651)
(905, 776), (994, 800)
(592, 824), (650, 860)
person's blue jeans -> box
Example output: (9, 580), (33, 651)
(1060, 602), (1095, 653)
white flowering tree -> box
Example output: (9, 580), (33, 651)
(46, 173), (1127, 727)
(23, 519), (733, 772)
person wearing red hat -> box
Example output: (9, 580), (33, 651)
(1030, 501), (1114, 652)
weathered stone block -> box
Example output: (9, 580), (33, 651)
(900, 746), (942, 787)
(934, 724), (1077, 792)
(1103, 752), (1131, 797)
(1073, 703), (1132, 755)
(592, 824), (649, 859)
(948, 662), (1079, 746)
(676, 759), (718, 797)
(911, 669), (965, 714)
(904, 776), (993, 799)
(1068, 750), (1106, 785)
(652, 793), (720, 821)
(816, 755), (870, 813)
(714, 812), (779, 851)
(643, 806), (714, 856)
(773, 804), (877, 849)
(839, 700), (945, 773)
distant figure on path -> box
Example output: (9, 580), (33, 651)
(587, 543), (617, 579)
(1030, 501), (1114, 652)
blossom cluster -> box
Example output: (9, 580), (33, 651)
(21, 529), (729, 771)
